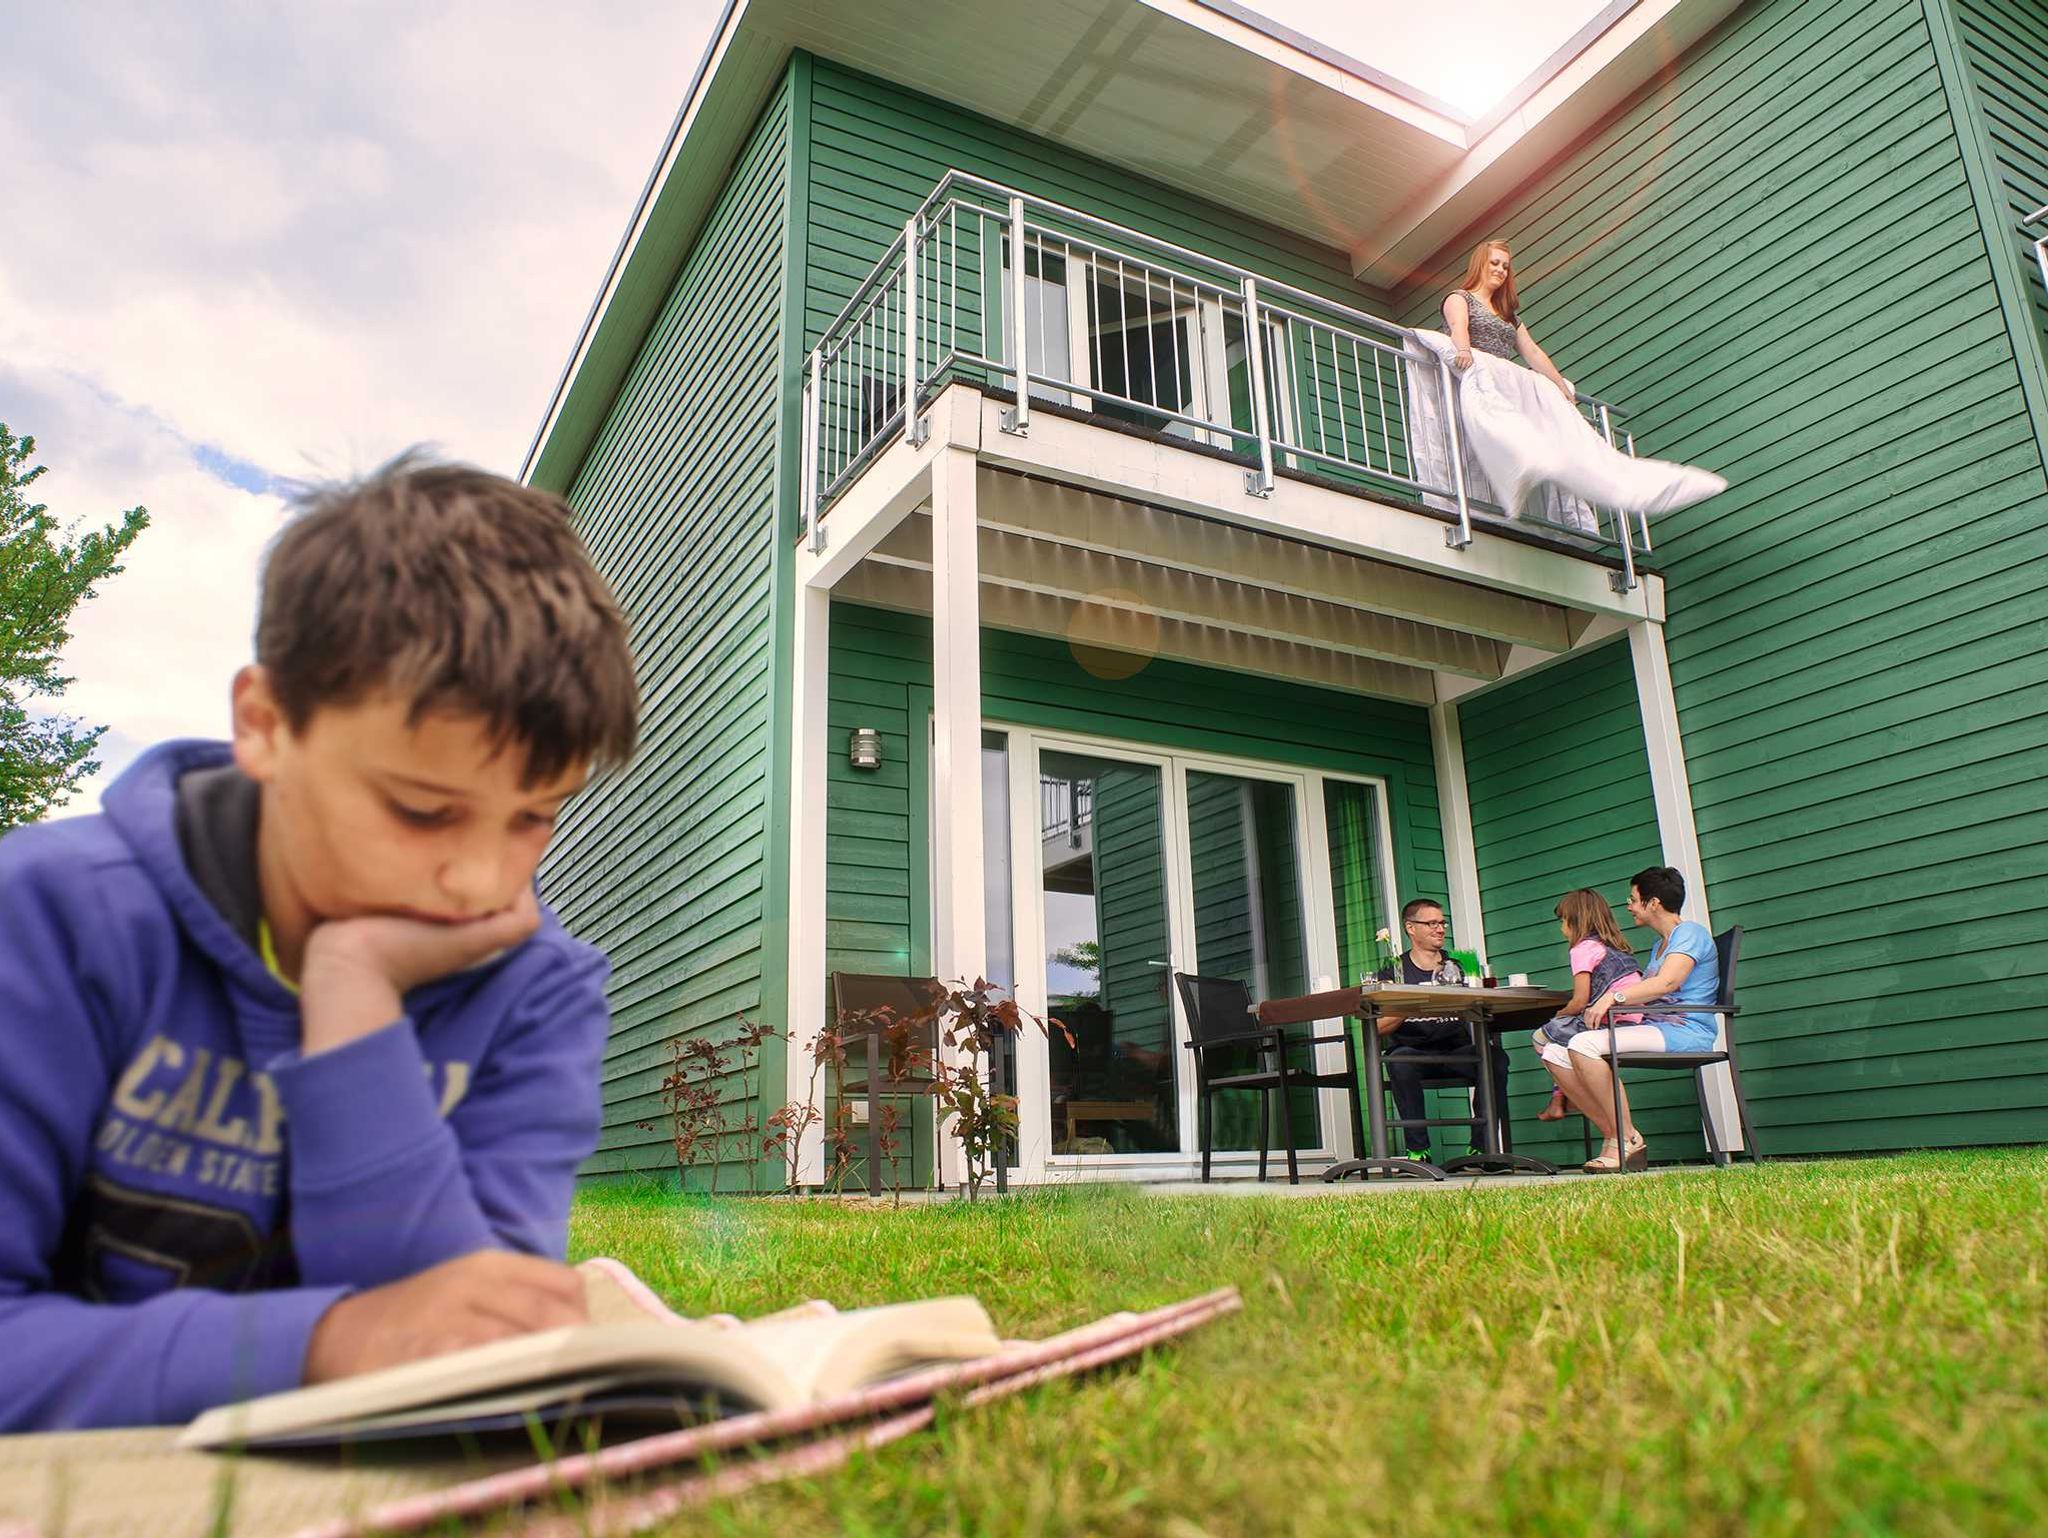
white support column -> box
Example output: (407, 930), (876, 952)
(785, 580), (833, 1186)
(928, 448), (986, 1187)
(1627, 619), (1742, 1152)
(1429, 700), (1487, 974)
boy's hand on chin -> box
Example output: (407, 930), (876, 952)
(304, 1250), (588, 1383)
(298, 889), (542, 1055)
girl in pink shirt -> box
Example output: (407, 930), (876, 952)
(1532, 889), (1644, 1121)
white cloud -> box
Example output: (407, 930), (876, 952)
(3, 2), (722, 814)
(4, 366), (281, 812)
(5, 2), (720, 479)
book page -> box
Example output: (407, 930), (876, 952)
(177, 1274), (998, 1451)
(733, 1296), (1001, 1403)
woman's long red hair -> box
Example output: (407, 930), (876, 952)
(1458, 239), (1520, 326)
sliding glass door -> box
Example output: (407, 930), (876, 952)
(957, 726), (1399, 1181)
(924, 714), (1401, 1181)
(1037, 749), (1180, 1157)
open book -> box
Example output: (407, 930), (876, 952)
(4, 1262), (1241, 1538)
(181, 1270), (1003, 1450)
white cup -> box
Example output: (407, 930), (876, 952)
(1507, 973), (1530, 988)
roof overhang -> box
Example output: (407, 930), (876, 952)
(524, 0), (1745, 492)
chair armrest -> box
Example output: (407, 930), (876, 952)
(1184, 1027), (1284, 1052)
(1620, 1002), (1739, 1017)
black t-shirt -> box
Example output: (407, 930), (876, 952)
(1374, 953), (1466, 1035)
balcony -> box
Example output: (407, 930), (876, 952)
(801, 172), (1659, 598)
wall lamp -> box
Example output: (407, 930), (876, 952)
(848, 727), (883, 770)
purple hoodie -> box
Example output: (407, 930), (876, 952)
(0, 741), (611, 1430)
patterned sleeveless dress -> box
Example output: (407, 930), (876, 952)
(1449, 290), (1518, 358)
(1536, 942), (1645, 1047)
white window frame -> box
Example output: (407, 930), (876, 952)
(997, 244), (1242, 449)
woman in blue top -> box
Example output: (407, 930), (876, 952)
(1539, 865), (1720, 1172)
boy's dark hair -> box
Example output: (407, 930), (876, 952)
(1400, 897), (1445, 924)
(258, 453), (639, 784)
(1629, 865), (1686, 915)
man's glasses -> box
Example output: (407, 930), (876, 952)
(1407, 918), (1448, 929)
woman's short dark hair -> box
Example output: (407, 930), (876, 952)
(1629, 865), (1687, 915)
(257, 452), (640, 785)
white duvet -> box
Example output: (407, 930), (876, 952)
(1403, 329), (1725, 531)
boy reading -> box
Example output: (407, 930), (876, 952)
(0, 456), (640, 1431)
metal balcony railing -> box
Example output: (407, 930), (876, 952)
(800, 172), (1653, 591)
(1040, 777), (1092, 847)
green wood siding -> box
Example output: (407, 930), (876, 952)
(1458, 641), (1675, 1164)
(824, 599), (1445, 1000)
(798, 57), (1397, 357)
(1406, 0), (2048, 1154)
(539, 78), (793, 1188)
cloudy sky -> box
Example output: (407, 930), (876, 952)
(6, 0), (1598, 816)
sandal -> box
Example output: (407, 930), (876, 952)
(1623, 1130), (1649, 1172)
(1581, 1139), (1623, 1174)
(1537, 1088), (1568, 1122)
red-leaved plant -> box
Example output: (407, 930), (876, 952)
(636, 1015), (773, 1194)
(651, 981), (1067, 1199)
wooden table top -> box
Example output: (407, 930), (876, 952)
(1257, 983), (1569, 1027)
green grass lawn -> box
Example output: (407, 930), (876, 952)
(570, 1150), (2048, 1537)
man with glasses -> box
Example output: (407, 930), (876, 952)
(1374, 898), (1506, 1165)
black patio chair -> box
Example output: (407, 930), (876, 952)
(1174, 972), (1365, 1185)
(1590, 925), (1763, 1169)
(829, 972), (946, 1196)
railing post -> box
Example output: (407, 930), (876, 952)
(1626, 431), (1653, 552)
(1439, 360), (1473, 549)
(1596, 401), (1638, 590)
(1609, 511), (1640, 594)
(903, 214), (927, 447)
(804, 348), (825, 553)
(1240, 277), (1275, 497)
(1000, 195), (1030, 436)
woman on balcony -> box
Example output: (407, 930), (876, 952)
(1443, 241), (1576, 405)
(1420, 238), (1725, 523)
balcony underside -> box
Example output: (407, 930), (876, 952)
(802, 383), (1657, 708)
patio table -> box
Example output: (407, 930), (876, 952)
(1257, 984), (1569, 1181)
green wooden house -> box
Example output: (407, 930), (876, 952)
(528, 0), (2048, 1186)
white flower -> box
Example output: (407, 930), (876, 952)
(1375, 927), (1391, 944)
